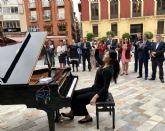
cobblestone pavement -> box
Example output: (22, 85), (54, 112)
(0, 59), (165, 131)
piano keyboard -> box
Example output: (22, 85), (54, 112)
(66, 77), (78, 98)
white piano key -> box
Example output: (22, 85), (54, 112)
(66, 78), (77, 98)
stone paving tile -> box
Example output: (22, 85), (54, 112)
(0, 61), (165, 131)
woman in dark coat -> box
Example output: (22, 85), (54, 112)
(61, 50), (120, 123)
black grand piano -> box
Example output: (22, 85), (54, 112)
(0, 32), (78, 131)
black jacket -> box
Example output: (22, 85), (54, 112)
(138, 40), (151, 61)
(151, 41), (165, 62)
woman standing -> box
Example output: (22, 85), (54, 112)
(120, 38), (132, 75)
(57, 41), (67, 68)
(61, 50), (120, 123)
(68, 40), (79, 72)
(98, 40), (106, 61)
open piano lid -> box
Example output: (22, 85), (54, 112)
(0, 32), (47, 85)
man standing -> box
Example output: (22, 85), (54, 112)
(133, 33), (142, 72)
(137, 34), (151, 80)
(81, 38), (91, 71)
(149, 34), (165, 83)
(106, 34), (117, 51)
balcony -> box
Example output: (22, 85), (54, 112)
(58, 31), (67, 35)
(56, 0), (64, 7)
(42, 2), (50, 8)
(157, 10), (165, 15)
(29, 2), (36, 9)
(91, 16), (98, 20)
(132, 12), (141, 17)
(110, 14), (118, 19)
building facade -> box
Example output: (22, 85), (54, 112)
(24, 0), (77, 44)
(0, 0), (27, 33)
(79, 0), (165, 41)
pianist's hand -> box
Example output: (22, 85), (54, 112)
(90, 94), (99, 105)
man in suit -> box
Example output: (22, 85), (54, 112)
(137, 34), (151, 80)
(149, 34), (165, 83)
(106, 34), (117, 51)
(133, 33), (143, 72)
(81, 38), (91, 71)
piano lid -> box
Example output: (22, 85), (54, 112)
(0, 32), (47, 85)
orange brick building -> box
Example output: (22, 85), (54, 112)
(24, 0), (76, 44)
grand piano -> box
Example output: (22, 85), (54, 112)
(0, 32), (78, 131)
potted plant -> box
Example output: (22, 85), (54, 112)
(86, 33), (95, 41)
(122, 33), (131, 39)
(144, 31), (153, 39)
(106, 31), (115, 37)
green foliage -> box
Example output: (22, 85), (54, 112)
(122, 33), (131, 39)
(101, 37), (107, 42)
(86, 33), (95, 41)
(144, 31), (153, 39)
(106, 31), (115, 37)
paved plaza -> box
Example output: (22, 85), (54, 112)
(0, 59), (165, 131)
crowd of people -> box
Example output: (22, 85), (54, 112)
(44, 33), (165, 83)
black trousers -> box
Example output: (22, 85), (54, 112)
(82, 54), (91, 71)
(71, 60), (79, 71)
(71, 87), (105, 116)
(134, 52), (138, 72)
(139, 59), (148, 78)
(151, 60), (164, 80)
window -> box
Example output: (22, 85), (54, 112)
(29, 25), (39, 32)
(111, 23), (117, 35)
(157, 0), (165, 15)
(30, 11), (37, 21)
(43, 10), (51, 20)
(29, 0), (36, 8)
(58, 25), (66, 31)
(44, 26), (52, 33)
(92, 24), (98, 36)
(110, 0), (118, 19)
(58, 8), (65, 20)
(11, 7), (18, 14)
(132, 0), (141, 17)
(42, 0), (50, 7)
(91, 0), (99, 20)
(57, 0), (64, 6)
(157, 21), (164, 34)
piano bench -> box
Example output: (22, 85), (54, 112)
(96, 93), (115, 129)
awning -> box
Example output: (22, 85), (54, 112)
(46, 35), (67, 39)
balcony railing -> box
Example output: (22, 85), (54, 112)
(132, 12), (141, 17)
(42, 2), (50, 7)
(91, 16), (98, 20)
(110, 14), (118, 19)
(29, 2), (36, 9)
(43, 15), (51, 20)
(157, 10), (165, 15)
(30, 16), (37, 22)
(56, 0), (64, 6)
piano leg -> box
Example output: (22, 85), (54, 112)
(55, 109), (61, 122)
(46, 110), (55, 131)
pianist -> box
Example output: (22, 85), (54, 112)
(61, 50), (120, 123)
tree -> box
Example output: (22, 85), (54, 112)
(86, 33), (95, 41)
(101, 37), (107, 42)
(106, 31), (115, 37)
(122, 33), (131, 39)
(144, 31), (153, 39)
